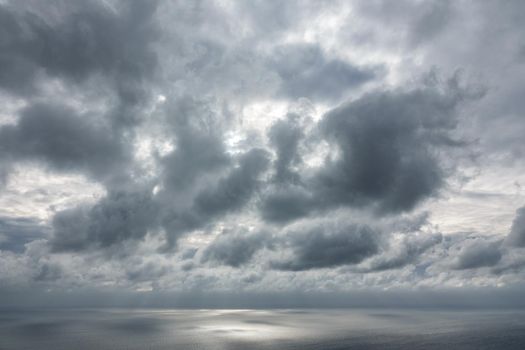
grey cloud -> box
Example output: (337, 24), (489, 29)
(261, 82), (471, 224)
(1, 0), (524, 300)
(0, 103), (129, 183)
(315, 85), (464, 214)
(161, 131), (229, 193)
(270, 44), (378, 102)
(260, 185), (313, 223)
(358, 0), (525, 165)
(126, 261), (169, 282)
(452, 238), (503, 270)
(259, 114), (311, 223)
(161, 148), (270, 249)
(202, 229), (271, 267)
(355, 0), (453, 48)
(160, 98), (231, 193)
(409, 0), (453, 46)
(181, 262), (194, 271)
(0, 161), (9, 189)
(267, 113), (304, 184)
(236, 1), (306, 39)
(491, 252), (525, 275)
(363, 233), (442, 272)
(201, 213), (438, 272)
(271, 222), (380, 271)
(35, 262), (62, 282)
(50, 189), (158, 252)
(505, 206), (525, 247)
(0, 0), (158, 106)
(0, 0), (161, 196)
(155, 98), (232, 248)
(241, 273), (263, 284)
(181, 248), (198, 260)
(0, 216), (49, 253)
(193, 148), (270, 217)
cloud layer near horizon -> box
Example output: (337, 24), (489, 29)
(1, 0), (525, 303)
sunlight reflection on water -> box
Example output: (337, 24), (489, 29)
(1, 309), (525, 349)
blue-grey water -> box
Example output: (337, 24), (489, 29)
(1, 309), (525, 349)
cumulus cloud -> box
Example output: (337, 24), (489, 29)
(193, 149), (270, 218)
(355, 0), (454, 48)
(267, 113), (305, 184)
(0, 216), (48, 253)
(0, 0), (525, 303)
(270, 221), (380, 271)
(0, 103), (130, 183)
(261, 81), (472, 224)
(160, 97), (231, 194)
(269, 43), (379, 101)
(361, 232), (442, 272)
(161, 148), (270, 249)
(0, 0), (160, 192)
(505, 206), (525, 247)
(50, 189), (158, 252)
(315, 84), (466, 213)
(452, 238), (503, 270)
(202, 228), (271, 267)
(0, 0), (158, 105)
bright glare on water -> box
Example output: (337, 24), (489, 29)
(1, 309), (525, 349)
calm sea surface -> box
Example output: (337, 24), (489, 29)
(1, 309), (525, 349)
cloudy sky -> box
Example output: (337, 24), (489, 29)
(1, 0), (525, 307)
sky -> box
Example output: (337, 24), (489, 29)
(1, 0), (525, 308)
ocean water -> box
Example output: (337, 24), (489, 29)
(1, 308), (525, 349)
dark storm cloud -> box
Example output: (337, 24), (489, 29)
(271, 222), (380, 271)
(270, 44), (378, 101)
(50, 189), (158, 252)
(0, 103), (129, 183)
(505, 206), (525, 247)
(0, 216), (48, 253)
(0, 0), (158, 105)
(452, 238), (503, 270)
(201, 229), (271, 267)
(261, 81), (472, 224)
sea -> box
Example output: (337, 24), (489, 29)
(1, 308), (525, 349)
